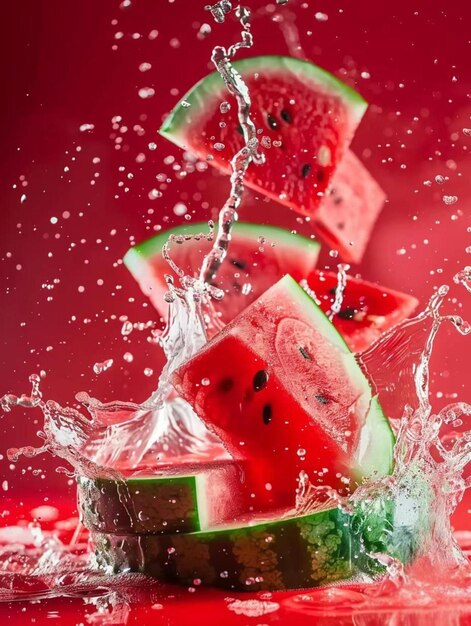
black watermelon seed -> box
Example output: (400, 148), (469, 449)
(337, 307), (356, 320)
(236, 125), (244, 135)
(280, 109), (292, 123)
(218, 378), (234, 393)
(315, 395), (330, 405)
(299, 346), (312, 360)
(262, 404), (273, 424)
(301, 164), (312, 178)
(253, 369), (269, 391)
(328, 287), (337, 296)
(267, 114), (279, 130)
(230, 258), (247, 270)
(316, 168), (326, 183)
(333, 195), (343, 206)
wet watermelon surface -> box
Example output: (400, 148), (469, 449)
(307, 270), (419, 353)
(315, 150), (386, 263)
(172, 276), (390, 505)
(163, 58), (365, 218)
(125, 222), (319, 332)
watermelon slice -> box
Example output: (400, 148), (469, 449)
(171, 275), (394, 508)
(315, 150), (386, 263)
(306, 270), (419, 353)
(77, 456), (251, 536)
(92, 488), (425, 591)
(160, 55), (367, 223)
(78, 449), (307, 536)
(92, 505), (352, 591)
(124, 222), (320, 332)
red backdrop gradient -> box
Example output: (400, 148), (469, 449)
(1, 0), (470, 529)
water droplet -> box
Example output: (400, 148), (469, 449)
(121, 321), (133, 336)
(144, 368), (154, 377)
(443, 195), (458, 205)
(138, 87), (155, 99)
(173, 202), (187, 216)
(93, 359), (114, 375)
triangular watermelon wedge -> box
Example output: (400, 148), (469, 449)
(124, 222), (320, 332)
(306, 269), (419, 353)
(172, 275), (394, 508)
(315, 150), (386, 262)
(160, 55), (367, 221)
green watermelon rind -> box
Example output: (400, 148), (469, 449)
(274, 275), (395, 481)
(77, 473), (200, 535)
(159, 55), (367, 147)
(77, 460), (253, 536)
(123, 221), (320, 290)
(92, 493), (424, 591)
(92, 505), (354, 591)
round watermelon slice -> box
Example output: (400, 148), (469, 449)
(306, 270), (419, 353)
(123, 222), (320, 332)
(160, 56), (367, 220)
(92, 505), (353, 591)
(92, 491), (423, 591)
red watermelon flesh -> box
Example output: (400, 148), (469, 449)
(124, 222), (320, 335)
(160, 56), (367, 220)
(172, 275), (394, 505)
(306, 270), (419, 353)
(315, 150), (386, 263)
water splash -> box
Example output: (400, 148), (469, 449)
(199, 4), (263, 285)
(292, 279), (471, 608)
(328, 263), (350, 320)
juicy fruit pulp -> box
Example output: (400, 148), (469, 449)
(124, 222), (320, 333)
(160, 55), (367, 223)
(92, 506), (352, 591)
(307, 270), (419, 353)
(316, 150), (386, 263)
(172, 275), (394, 508)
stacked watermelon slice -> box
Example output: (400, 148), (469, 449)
(85, 57), (422, 591)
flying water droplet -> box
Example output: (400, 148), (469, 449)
(92, 359), (114, 375)
(443, 195), (458, 205)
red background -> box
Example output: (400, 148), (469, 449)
(0, 0), (470, 621)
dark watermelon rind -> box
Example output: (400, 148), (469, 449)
(78, 474), (200, 536)
(92, 490), (427, 591)
(92, 506), (353, 591)
(160, 55), (367, 149)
